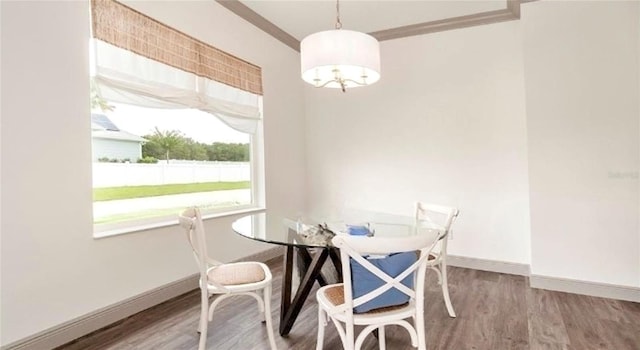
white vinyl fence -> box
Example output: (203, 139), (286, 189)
(92, 161), (250, 188)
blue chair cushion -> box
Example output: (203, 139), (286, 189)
(350, 251), (417, 313)
(347, 224), (372, 236)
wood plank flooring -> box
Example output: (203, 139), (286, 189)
(56, 258), (640, 350)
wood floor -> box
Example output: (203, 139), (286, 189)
(56, 258), (640, 350)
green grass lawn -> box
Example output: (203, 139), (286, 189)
(93, 181), (250, 201)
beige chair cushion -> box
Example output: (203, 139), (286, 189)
(208, 263), (266, 286)
(325, 285), (346, 306)
(323, 285), (408, 314)
(415, 250), (437, 261)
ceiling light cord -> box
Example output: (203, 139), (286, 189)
(335, 0), (342, 29)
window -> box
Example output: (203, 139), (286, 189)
(90, 0), (265, 236)
(92, 102), (261, 235)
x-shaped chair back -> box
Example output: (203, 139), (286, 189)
(332, 234), (440, 316)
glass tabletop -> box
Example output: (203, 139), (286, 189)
(232, 212), (444, 249)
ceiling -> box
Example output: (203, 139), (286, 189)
(217, 0), (525, 51)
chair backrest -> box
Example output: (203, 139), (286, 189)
(331, 234), (439, 315)
(178, 207), (210, 279)
(414, 202), (459, 245)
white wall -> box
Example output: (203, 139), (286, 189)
(304, 1), (640, 291)
(0, 0), (306, 345)
(522, 1), (640, 287)
(91, 138), (142, 162)
(305, 20), (531, 265)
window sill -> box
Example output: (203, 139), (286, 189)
(93, 206), (266, 239)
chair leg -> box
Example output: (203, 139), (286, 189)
(377, 326), (386, 350)
(264, 285), (278, 350)
(415, 308), (426, 350)
(316, 307), (326, 350)
(441, 262), (456, 318)
(197, 289), (209, 350)
(345, 321), (355, 350)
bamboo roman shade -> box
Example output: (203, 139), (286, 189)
(90, 0), (263, 134)
(91, 0), (262, 95)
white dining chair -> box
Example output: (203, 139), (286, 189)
(178, 207), (277, 350)
(415, 202), (459, 318)
(316, 234), (440, 350)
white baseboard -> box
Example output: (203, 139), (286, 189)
(447, 256), (640, 303)
(447, 254), (531, 276)
(1, 247), (284, 350)
(529, 274), (640, 303)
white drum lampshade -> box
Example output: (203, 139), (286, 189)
(300, 29), (380, 91)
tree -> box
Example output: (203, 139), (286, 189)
(174, 137), (208, 161)
(141, 131), (249, 162)
(145, 127), (184, 162)
(206, 142), (249, 161)
(141, 139), (164, 160)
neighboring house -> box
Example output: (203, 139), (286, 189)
(91, 113), (146, 162)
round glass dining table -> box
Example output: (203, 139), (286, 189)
(231, 212), (444, 336)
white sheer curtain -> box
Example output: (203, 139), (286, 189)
(91, 39), (262, 134)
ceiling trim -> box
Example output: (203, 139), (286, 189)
(370, 8), (517, 41)
(217, 0), (526, 52)
(507, 0), (521, 19)
(215, 0), (300, 51)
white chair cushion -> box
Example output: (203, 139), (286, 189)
(208, 263), (266, 286)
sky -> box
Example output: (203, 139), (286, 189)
(105, 103), (249, 144)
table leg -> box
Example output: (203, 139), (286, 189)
(280, 245), (294, 328)
(279, 248), (329, 336)
(328, 247), (343, 282)
(297, 248), (328, 286)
